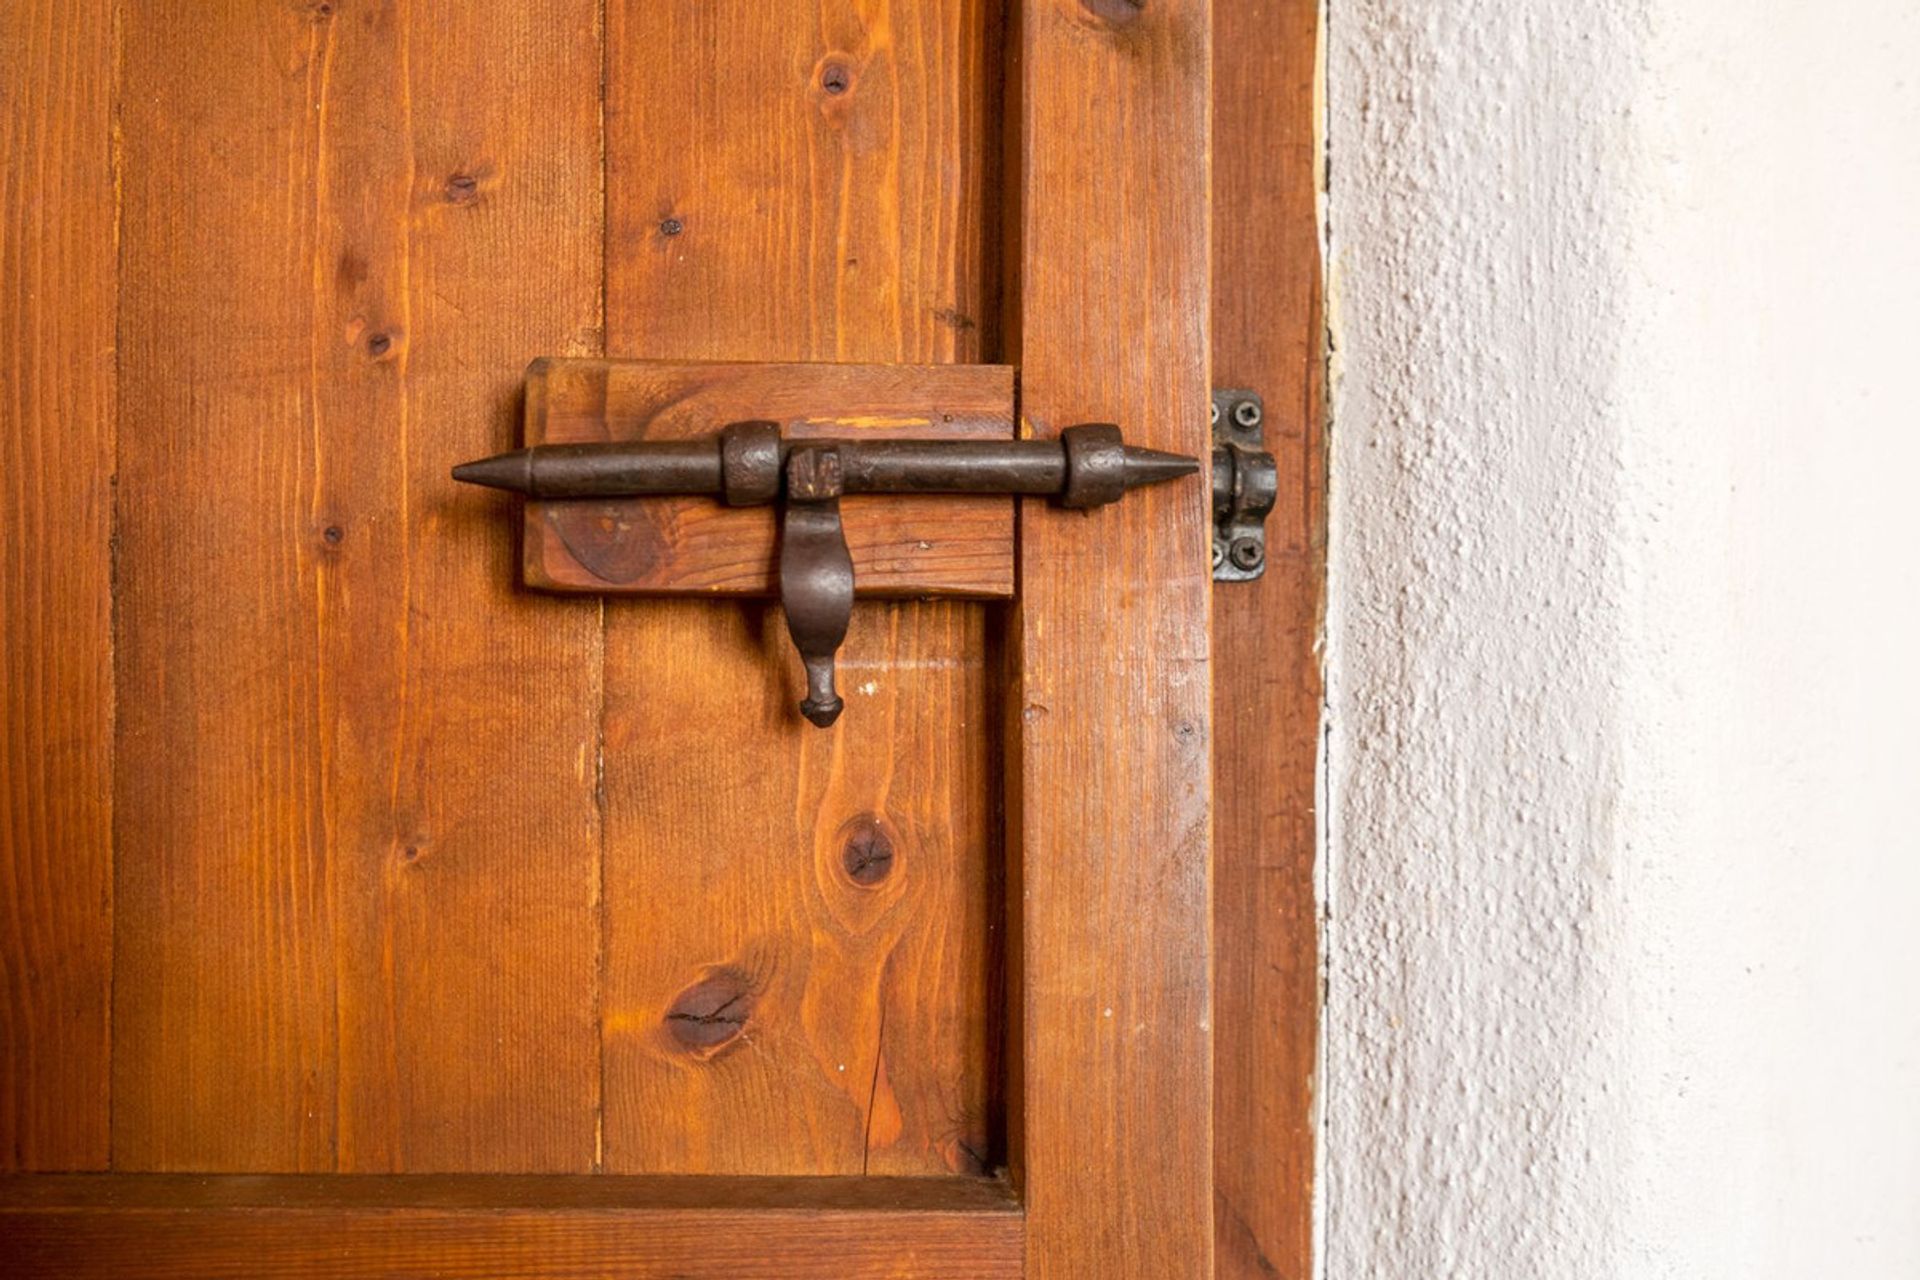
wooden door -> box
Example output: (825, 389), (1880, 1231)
(0, 0), (1321, 1275)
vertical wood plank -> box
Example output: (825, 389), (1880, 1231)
(0, 0), (116, 1170)
(1211, 1), (1324, 1274)
(114, 0), (603, 1171)
(317, 0), (606, 1174)
(600, 1), (1000, 1176)
(1007, 0), (1215, 1274)
(114, 0), (335, 1171)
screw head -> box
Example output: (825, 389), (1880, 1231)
(1228, 537), (1263, 571)
(1232, 398), (1263, 430)
(1209, 400), (1221, 426)
(1212, 539), (1226, 569)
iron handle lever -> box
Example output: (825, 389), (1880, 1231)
(454, 422), (1198, 727)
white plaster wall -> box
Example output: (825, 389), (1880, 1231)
(1322, 2), (1920, 1275)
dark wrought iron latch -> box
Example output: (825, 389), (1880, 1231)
(455, 423), (1199, 727)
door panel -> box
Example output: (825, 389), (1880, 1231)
(102, 0), (1004, 1182)
(112, 0), (605, 1171)
(600, 0), (1000, 1177)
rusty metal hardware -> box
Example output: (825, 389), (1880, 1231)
(1211, 389), (1277, 582)
(455, 422), (1199, 727)
(779, 445), (856, 726)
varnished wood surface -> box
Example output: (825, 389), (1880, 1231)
(0, 0), (116, 1170)
(1211, 4), (1325, 1276)
(598, 2), (1001, 1176)
(1006, 0), (1215, 1275)
(0, 1174), (1023, 1278)
(523, 359), (1015, 596)
(1, 0), (1326, 1271)
(112, 0), (605, 1171)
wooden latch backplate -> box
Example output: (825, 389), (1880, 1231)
(522, 358), (1015, 598)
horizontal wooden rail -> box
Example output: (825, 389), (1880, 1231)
(0, 1174), (1024, 1278)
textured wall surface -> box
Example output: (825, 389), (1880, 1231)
(1323, 2), (1920, 1275)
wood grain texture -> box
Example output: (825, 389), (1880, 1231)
(599, 2), (1001, 1176)
(1005, 0), (1215, 1274)
(523, 359), (1014, 597)
(113, 0), (604, 1171)
(1211, 2), (1324, 1275)
(0, 1174), (1023, 1278)
(0, 0), (116, 1171)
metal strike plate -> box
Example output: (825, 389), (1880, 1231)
(1211, 389), (1278, 583)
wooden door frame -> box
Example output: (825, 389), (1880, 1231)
(1211, 0), (1326, 1275)
(1, 0), (1323, 1274)
(1003, 0), (1216, 1270)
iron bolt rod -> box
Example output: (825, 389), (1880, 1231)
(453, 431), (1199, 504)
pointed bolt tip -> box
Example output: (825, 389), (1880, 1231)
(451, 450), (532, 493)
(1121, 446), (1203, 490)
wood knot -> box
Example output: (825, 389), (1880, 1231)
(365, 331), (395, 359)
(664, 969), (754, 1054)
(813, 55), (859, 123)
(444, 172), (480, 205)
(819, 58), (854, 96)
(840, 815), (896, 887)
(658, 216), (684, 237)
